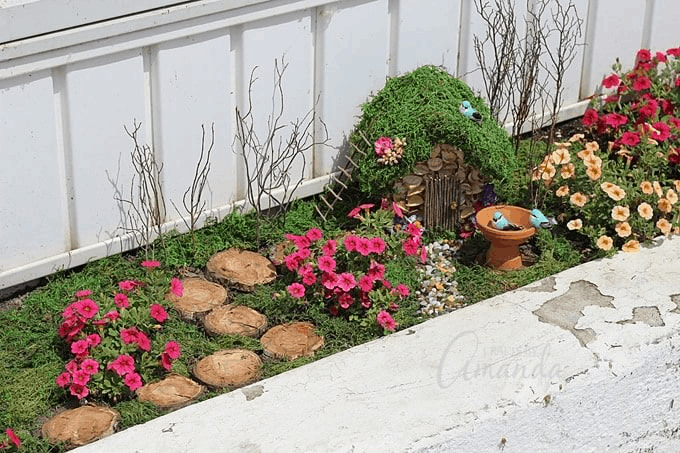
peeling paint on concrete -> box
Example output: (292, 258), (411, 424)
(520, 276), (557, 293)
(617, 306), (665, 327)
(532, 280), (614, 347)
(241, 385), (264, 401)
(670, 294), (680, 314)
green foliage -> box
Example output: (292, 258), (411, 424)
(349, 65), (518, 200)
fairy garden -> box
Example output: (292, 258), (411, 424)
(2, 9), (680, 450)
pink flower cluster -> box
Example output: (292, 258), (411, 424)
(282, 211), (417, 329)
(56, 278), (181, 401)
(0, 428), (21, 449)
(583, 47), (680, 165)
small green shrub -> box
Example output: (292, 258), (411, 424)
(349, 65), (518, 200)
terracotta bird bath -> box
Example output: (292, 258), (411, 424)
(475, 205), (536, 270)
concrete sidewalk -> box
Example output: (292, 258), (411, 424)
(74, 236), (680, 453)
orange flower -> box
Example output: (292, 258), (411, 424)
(656, 218), (672, 235)
(666, 189), (678, 205)
(577, 148), (594, 160)
(637, 202), (653, 220)
(611, 205), (630, 221)
(586, 165), (602, 180)
(622, 239), (641, 253)
(556, 185), (570, 197)
(615, 221), (632, 237)
(653, 181), (664, 197)
(607, 185), (626, 201)
(600, 181), (615, 193)
(568, 133), (584, 143)
(640, 181), (654, 195)
(658, 198), (673, 213)
(569, 192), (588, 207)
(551, 148), (571, 165)
(585, 141), (600, 153)
(674, 180), (680, 192)
(542, 163), (556, 180)
(560, 163), (575, 179)
(596, 235), (613, 251)
(567, 219), (583, 230)
(583, 155), (603, 169)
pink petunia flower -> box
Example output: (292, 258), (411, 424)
(150, 304), (168, 323)
(164, 341), (181, 360)
(602, 113), (628, 128)
(632, 76), (652, 91)
(392, 201), (404, 218)
(70, 339), (89, 356)
(285, 234), (311, 250)
(321, 272), (339, 290)
(338, 293), (354, 309)
(121, 327), (140, 344)
(170, 278), (184, 297)
(337, 273), (357, 292)
(124, 372), (143, 391)
(141, 260), (161, 268)
(638, 99), (658, 119)
(305, 228), (323, 242)
(394, 283), (410, 298)
(80, 358), (100, 375)
(358, 275), (374, 292)
(374, 136), (393, 157)
(105, 310), (120, 321)
(107, 354), (135, 376)
(288, 283), (306, 299)
(582, 108), (599, 127)
(343, 235), (359, 252)
(114, 293), (129, 309)
(75, 289), (92, 298)
(376, 310), (397, 331)
(56, 372), (71, 388)
(402, 237), (420, 256)
(5, 428), (21, 449)
(118, 280), (139, 292)
(136, 331), (151, 352)
(405, 223), (422, 238)
(284, 253), (302, 271)
(355, 237), (372, 256)
(160, 352), (173, 371)
(87, 333), (101, 347)
(369, 237), (386, 254)
(601, 74), (620, 89)
(367, 262), (385, 280)
(75, 299), (99, 320)
(420, 246), (428, 264)
(322, 239), (337, 256)
(69, 383), (89, 400)
(620, 131), (640, 147)
(71, 369), (91, 386)
(651, 122), (671, 141)
(65, 360), (79, 374)
(317, 255), (336, 273)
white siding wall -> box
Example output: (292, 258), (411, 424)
(1, 0), (678, 289)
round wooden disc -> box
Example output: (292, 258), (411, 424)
(41, 405), (119, 446)
(206, 248), (277, 292)
(203, 304), (268, 338)
(260, 322), (324, 360)
(193, 349), (262, 389)
(136, 375), (205, 411)
(165, 278), (228, 321)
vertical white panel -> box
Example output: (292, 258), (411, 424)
(0, 72), (67, 270)
(648, 0), (680, 53)
(396, 0), (460, 75)
(240, 10), (314, 197)
(582, 0), (645, 96)
(154, 31), (234, 223)
(65, 50), (146, 247)
(315, 0), (389, 176)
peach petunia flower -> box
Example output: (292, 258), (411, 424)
(622, 239), (641, 253)
(569, 192), (588, 207)
(567, 219), (583, 230)
(607, 185), (626, 201)
(586, 165), (602, 180)
(656, 218), (672, 235)
(554, 141), (571, 150)
(666, 189), (678, 205)
(551, 148), (571, 165)
(556, 185), (570, 197)
(637, 202), (653, 220)
(542, 163), (556, 180)
(611, 205), (630, 221)
(658, 198), (673, 213)
(674, 180), (680, 192)
(640, 181), (654, 195)
(653, 181), (664, 197)
(560, 163), (575, 179)
(568, 133), (584, 143)
(600, 181), (615, 193)
(577, 148), (594, 160)
(584, 155), (603, 169)
(596, 235), (613, 251)
(585, 141), (600, 153)
(615, 221), (632, 237)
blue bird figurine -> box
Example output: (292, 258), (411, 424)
(459, 100), (483, 124)
(530, 208), (557, 229)
(491, 211), (509, 230)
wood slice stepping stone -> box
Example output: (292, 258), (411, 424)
(136, 374), (205, 411)
(260, 322), (324, 360)
(42, 405), (119, 446)
(206, 248), (277, 292)
(192, 348), (262, 389)
(203, 304), (268, 338)
(165, 277), (228, 321)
